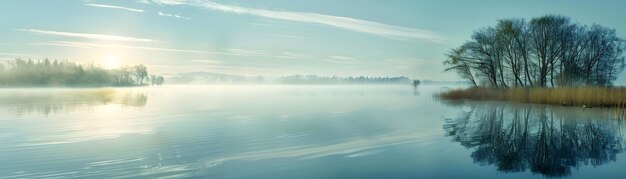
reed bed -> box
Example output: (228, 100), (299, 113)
(436, 87), (626, 108)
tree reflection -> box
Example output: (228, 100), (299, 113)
(0, 89), (148, 115)
(444, 103), (625, 177)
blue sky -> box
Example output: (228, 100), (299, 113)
(0, 0), (625, 83)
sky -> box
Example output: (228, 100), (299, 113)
(0, 0), (625, 84)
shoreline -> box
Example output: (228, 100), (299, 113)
(0, 84), (151, 89)
(436, 87), (626, 108)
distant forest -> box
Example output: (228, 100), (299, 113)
(445, 15), (625, 87)
(0, 59), (164, 87)
(277, 75), (410, 84)
(166, 72), (413, 85)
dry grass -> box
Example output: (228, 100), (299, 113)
(437, 87), (626, 108)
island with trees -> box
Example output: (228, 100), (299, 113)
(0, 58), (164, 87)
(439, 15), (625, 108)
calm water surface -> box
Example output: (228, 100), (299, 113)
(1, 85), (625, 178)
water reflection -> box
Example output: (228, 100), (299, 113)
(444, 102), (626, 177)
(413, 87), (420, 96)
(0, 88), (148, 115)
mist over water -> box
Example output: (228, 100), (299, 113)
(1, 85), (626, 178)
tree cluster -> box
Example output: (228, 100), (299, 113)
(445, 15), (625, 87)
(0, 59), (164, 87)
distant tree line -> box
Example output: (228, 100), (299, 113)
(444, 15), (625, 87)
(150, 75), (165, 86)
(166, 72), (265, 84)
(278, 75), (410, 85)
(0, 58), (164, 87)
(165, 72), (413, 85)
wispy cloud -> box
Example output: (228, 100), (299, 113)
(140, 0), (186, 5)
(247, 22), (279, 28)
(323, 56), (362, 64)
(32, 41), (223, 54)
(84, 3), (145, 12)
(329, 56), (354, 60)
(158, 11), (191, 20)
(28, 42), (92, 48)
(272, 34), (331, 41)
(228, 48), (271, 56)
(17, 29), (155, 42)
(190, 59), (222, 64)
(0, 52), (31, 56)
(144, 0), (443, 42)
(29, 41), (318, 61)
(29, 39), (376, 64)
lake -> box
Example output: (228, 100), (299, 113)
(1, 85), (625, 178)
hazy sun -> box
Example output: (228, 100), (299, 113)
(102, 54), (121, 69)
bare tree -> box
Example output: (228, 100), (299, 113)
(444, 15), (625, 87)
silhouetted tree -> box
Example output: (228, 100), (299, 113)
(412, 80), (421, 88)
